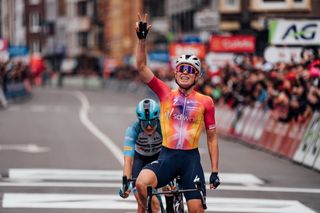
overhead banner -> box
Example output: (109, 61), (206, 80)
(269, 19), (320, 45)
(209, 35), (255, 53)
(169, 43), (206, 59)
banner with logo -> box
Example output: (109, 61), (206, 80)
(269, 19), (320, 45)
(169, 43), (206, 59)
(209, 35), (255, 53)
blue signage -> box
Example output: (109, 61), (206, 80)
(8, 46), (28, 57)
(148, 51), (169, 62)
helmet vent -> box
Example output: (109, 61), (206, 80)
(143, 100), (150, 120)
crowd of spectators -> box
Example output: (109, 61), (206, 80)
(107, 53), (320, 124)
(198, 54), (320, 123)
(0, 59), (33, 108)
(2, 52), (319, 125)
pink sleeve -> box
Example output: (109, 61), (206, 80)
(147, 76), (171, 101)
(204, 97), (216, 130)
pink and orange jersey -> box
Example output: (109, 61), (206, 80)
(148, 76), (216, 150)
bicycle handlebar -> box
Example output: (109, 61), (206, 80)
(146, 179), (207, 211)
(119, 176), (137, 198)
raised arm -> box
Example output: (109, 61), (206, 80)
(136, 13), (154, 83)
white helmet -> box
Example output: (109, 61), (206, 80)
(176, 54), (201, 74)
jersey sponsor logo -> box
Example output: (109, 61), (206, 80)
(172, 113), (201, 124)
(194, 175), (200, 183)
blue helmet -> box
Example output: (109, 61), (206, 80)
(136, 99), (160, 120)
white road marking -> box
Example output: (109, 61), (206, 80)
(2, 193), (316, 213)
(2, 169), (320, 194)
(0, 144), (49, 153)
(7, 105), (134, 114)
(74, 92), (123, 166)
(6, 169), (264, 185)
(0, 181), (319, 194)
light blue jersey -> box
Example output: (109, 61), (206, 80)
(123, 121), (162, 157)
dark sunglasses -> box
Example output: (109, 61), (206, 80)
(141, 119), (158, 129)
(176, 64), (198, 74)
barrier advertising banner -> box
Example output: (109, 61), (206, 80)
(209, 35), (255, 53)
(269, 19), (320, 45)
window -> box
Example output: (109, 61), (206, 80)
(78, 32), (88, 48)
(219, 0), (241, 13)
(58, 0), (65, 16)
(29, 0), (41, 5)
(77, 1), (87, 16)
(31, 40), (40, 53)
(29, 12), (41, 33)
(250, 0), (310, 11)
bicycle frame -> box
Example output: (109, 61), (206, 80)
(146, 176), (207, 213)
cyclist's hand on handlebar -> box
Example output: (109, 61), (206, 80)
(119, 176), (131, 199)
(119, 187), (131, 199)
(136, 13), (151, 40)
(209, 172), (220, 189)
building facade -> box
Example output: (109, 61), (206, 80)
(25, 0), (46, 54)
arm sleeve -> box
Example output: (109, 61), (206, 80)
(147, 76), (171, 101)
(123, 122), (139, 157)
(204, 97), (216, 130)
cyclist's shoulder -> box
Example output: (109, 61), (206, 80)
(126, 121), (141, 134)
(195, 91), (214, 107)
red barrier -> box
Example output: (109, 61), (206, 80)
(258, 117), (277, 149)
(278, 119), (310, 158)
(216, 104), (314, 161)
(216, 105), (235, 136)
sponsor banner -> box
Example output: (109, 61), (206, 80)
(148, 51), (169, 62)
(209, 35), (255, 53)
(205, 52), (235, 67)
(169, 43), (206, 59)
(258, 117), (278, 149)
(279, 119), (310, 158)
(8, 46), (28, 57)
(269, 19), (320, 45)
(302, 113), (320, 167)
(293, 112), (320, 163)
(264, 46), (303, 63)
(215, 105), (236, 135)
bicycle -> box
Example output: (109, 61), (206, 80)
(146, 175), (207, 213)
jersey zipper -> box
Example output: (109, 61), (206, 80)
(177, 96), (187, 149)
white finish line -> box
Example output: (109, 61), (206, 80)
(2, 169), (320, 194)
(6, 169), (263, 185)
(2, 193), (316, 213)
